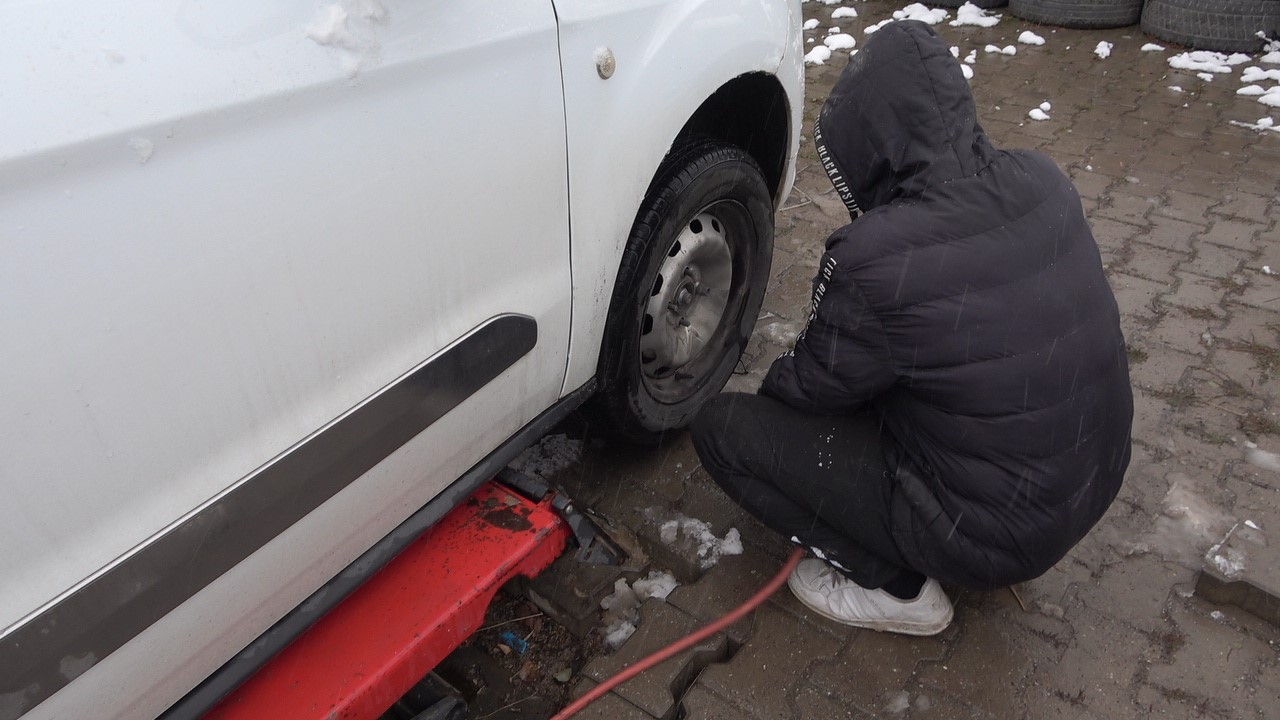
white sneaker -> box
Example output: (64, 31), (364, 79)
(786, 559), (953, 636)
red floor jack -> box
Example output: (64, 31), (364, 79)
(204, 469), (621, 720)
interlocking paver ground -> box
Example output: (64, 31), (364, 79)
(553, 2), (1280, 718)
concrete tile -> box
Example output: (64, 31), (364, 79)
(792, 685), (873, 719)
(914, 605), (1059, 719)
(1210, 192), (1275, 225)
(568, 680), (657, 720)
(696, 604), (842, 719)
(1139, 215), (1202, 254)
(1201, 218), (1264, 252)
(580, 599), (722, 718)
(665, 550), (785, 645)
(1108, 272), (1165, 320)
(1159, 271), (1228, 317)
(1182, 241), (1252, 280)
(1154, 190), (1216, 227)
(1144, 602), (1275, 718)
(808, 625), (951, 715)
(1071, 552), (1189, 635)
(1116, 241), (1185, 284)
(676, 686), (759, 720)
(1024, 606), (1151, 712)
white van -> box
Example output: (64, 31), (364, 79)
(0, 1), (802, 718)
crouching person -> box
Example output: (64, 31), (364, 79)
(691, 20), (1133, 635)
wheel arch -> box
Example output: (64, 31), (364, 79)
(670, 72), (793, 207)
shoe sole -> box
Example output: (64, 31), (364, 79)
(786, 574), (954, 636)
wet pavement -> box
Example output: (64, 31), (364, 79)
(541, 2), (1280, 718)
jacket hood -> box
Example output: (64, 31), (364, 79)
(815, 20), (995, 217)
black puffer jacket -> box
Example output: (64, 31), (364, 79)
(761, 20), (1133, 590)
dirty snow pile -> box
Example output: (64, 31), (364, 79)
(1094, 41), (1113, 60)
(950, 2), (1000, 27)
(510, 434), (583, 480)
(1018, 31), (1045, 46)
(832, 6), (858, 19)
(1028, 101), (1051, 121)
(659, 515), (744, 569)
(599, 570), (680, 648)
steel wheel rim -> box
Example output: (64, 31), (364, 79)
(639, 205), (743, 403)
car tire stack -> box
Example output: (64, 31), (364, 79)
(1008, 0), (1146, 28)
(1142, 0), (1280, 52)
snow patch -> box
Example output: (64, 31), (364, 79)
(1018, 31), (1045, 46)
(1241, 66), (1280, 83)
(1208, 544), (1247, 579)
(832, 7), (858, 19)
(1258, 90), (1280, 107)
(1168, 85), (1183, 93)
(1028, 108), (1050, 121)
(1229, 117), (1280, 133)
(1039, 101), (1052, 112)
(1237, 84), (1268, 96)
(305, 0), (389, 78)
(960, 63), (973, 81)
(1169, 51), (1237, 74)
(598, 570), (681, 648)
(984, 44), (1015, 56)
(950, 3), (1001, 28)
(658, 516), (743, 569)
(1094, 41), (1113, 60)
(1141, 43), (1165, 52)
(1197, 72), (1216, 83)
(804, 45), (833, 65)
(964, 49), (977, 64)
(803, 18), (820, 30)
(510, 434), (583, 481)
(824, 33), (856, 51)
(892, 4), (950, 25)
(1263, 51), (1280, 64)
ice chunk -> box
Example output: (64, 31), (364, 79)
(964, 50), (977, 64)
(658, 515), (744, 569)
(1018, 31), (1045, 46)
(1094, 41), (1113, 59)
(950, 3), (1001, 28)
(602, 620), (636, 648)
(1039, 101), (1052, 112)
(632, 570), (679, 601)
(832, 7), (858, 19)
(951, 46), (960, 58)
(1141, 43), (1165, 52)
(961, 63), (973, 80)
(1028, 108), (1050, 121)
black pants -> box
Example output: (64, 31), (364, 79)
(690, 392), (925, 591)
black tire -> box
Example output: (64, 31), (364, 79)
(1142, 0), (1280, 52)
(1009, 0), (1145, 28)
(930, 0), (1007, 8)
(588, 142), (774, 445)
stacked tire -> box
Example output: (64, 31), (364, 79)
(930, 0), (1008, 8)
(1009, 0), (1146, 28)
(1142, 0), (1280, 52)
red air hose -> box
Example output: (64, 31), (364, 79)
(549, 547), (806, 720)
